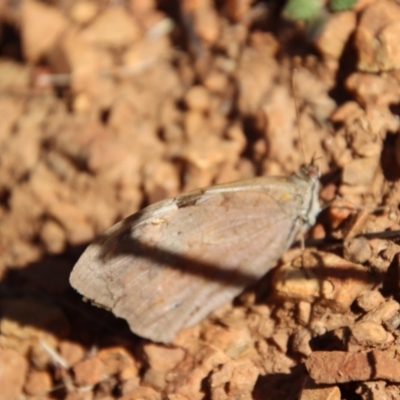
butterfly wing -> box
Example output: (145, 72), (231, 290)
(70, 180), (304, 343)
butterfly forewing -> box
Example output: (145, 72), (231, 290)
(70, 172), (319, 343)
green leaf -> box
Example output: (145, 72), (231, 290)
(329, 0), (357, 12)
(283, 0), (324, 21)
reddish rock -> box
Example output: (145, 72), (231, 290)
(306, 351), (372, 384)
(274, 251), (376, 311)
(60, 29), (115, 106)
(355, 0), (400, 72)
(306, 350), (400, 384)
(0, 62), (30, 94)
(360, 299), (400, 325)
(65, 391), (98, 400)
(371, 350), (400, 382)
(24, 369), (52, 396)
(210, 360), (233, 389)
(271, 331), (289, 353)
(59, 341), (85, 367)
(118, 386), (162, 400)
(227, 360), (259, 398)
(21, 0), (68, 62)
(47, 201), (94, 246)
(181, 0), (220, 44)
(203, 69), (229, 94)
(120, 376), (141, 395)
(69, 1), (99, 25)
(40, 219), (67, 254)
(332, 321), (394, 353)
(73, 356), (105, 386)
(348, 321), (389, 348)
(142, 160), (180, 204)
(315, 11), (357, 60)
(237, 34), (278, 115)
(297, 301), (312, 326)
(142, 368), (166, 392)
(356, 291), (385, 312)
(123, 36), (170, 70)
(97, 346), (138, 379)
(143, 343), (185, 372)
(0, 348), (28, 400)
(299, 381), (341, 400)
(342, 156), (380, 186)
(184, 85), (211, 112)
(346, 73), (400, 106)
(344, 237), (372, 264)
(171, 344), (230, 400)
(292, 328), (312, 357)
(81, 6), (141, 48)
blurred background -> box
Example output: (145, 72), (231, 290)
(1, 1), (400, 399)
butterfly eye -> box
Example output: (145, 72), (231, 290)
(300, 163), (320, 181)
(307, 165), (320, 180)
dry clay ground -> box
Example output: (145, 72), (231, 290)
(1, 0), (400, 399)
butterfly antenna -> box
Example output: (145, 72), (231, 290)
(291, 68), (307, 164)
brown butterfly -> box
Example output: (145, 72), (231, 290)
(70, 162), (320, 343)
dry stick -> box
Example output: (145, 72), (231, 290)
(39, 339), (69, 369)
